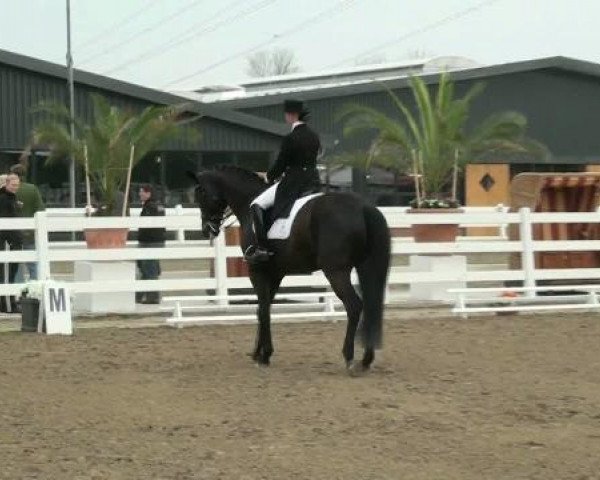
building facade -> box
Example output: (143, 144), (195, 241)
(210, 56), (600, 206)
(0, 49), (288, 206)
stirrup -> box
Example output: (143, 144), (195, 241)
(244, 245), (272, 264)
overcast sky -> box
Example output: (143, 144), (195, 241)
(1, 0), (599, 91)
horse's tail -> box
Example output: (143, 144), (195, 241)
(357, 205), (391, 349)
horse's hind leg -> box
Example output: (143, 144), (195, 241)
(324, 268), (363, 368)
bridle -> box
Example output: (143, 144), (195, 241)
(203, 207), (234, 239)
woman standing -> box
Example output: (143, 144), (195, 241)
(0, 173), (23, 312)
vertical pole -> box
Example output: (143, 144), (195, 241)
(411, 149), (421, 205)
(66, 0), (76, 209)
(518, 207), (536, 298)
(418, 151), (426, 200)
(451, 149), (459, 202)
(34, 211), (50, 281)
(213, 232), (228, 306)
(83, 144), (91, 213)
(122, 144), (135, 216)
(159, 154), (167, 192)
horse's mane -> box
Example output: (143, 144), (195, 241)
(213, 164), (265, 185)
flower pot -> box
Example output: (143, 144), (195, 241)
(20, 297), (45, 332)
(209, 227), (249, 279)
(84, 228), (129, 249)
(407, 208), (463, 243)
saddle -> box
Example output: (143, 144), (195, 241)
(266, 188), (320, 225)
(266, 192), (322, 240)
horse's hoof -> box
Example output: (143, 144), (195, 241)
(346, 361), (369, 377)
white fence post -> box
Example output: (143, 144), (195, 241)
(175, 204), (186, 244)
(518, 207), (536, 298)
(213, 233), (228, 306)
(34, 211), (50, 280)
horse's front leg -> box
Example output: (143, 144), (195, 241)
(250, 271), (282, 365)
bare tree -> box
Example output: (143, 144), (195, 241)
(246, 51), (271, 77)
(246, 48), (301, 77)
(405, 48), (433, 60)
(354, 54), (387, 66)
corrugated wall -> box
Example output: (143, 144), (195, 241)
(236, 70), (600, 161)
(0, 63), (281, 152)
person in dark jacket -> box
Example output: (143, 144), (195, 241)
(136, 184), (166, 304)
(244, 99), (321, 264)
(0, 173), (23, 312)
(10, 164), (44, 281)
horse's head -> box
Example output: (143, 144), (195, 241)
(187, 171), (228, 239)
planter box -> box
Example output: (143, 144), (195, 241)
(73, 261), (135, 313)
(409, 255), (467, 302)
(84, 228), (129, 249)
(20, 297), (45, 333)
(407, 208), (463, 243)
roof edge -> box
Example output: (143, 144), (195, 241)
(212, 56), (600, 109)
(0, 48), (289, 138)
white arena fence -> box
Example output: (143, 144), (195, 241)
(0, 204), (600, 318)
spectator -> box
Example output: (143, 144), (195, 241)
(10, 164), (44, 281)
(136, 184), (166, 304)
(0, 173), (23, 313)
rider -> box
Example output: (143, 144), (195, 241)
(244, 99), (321, 264)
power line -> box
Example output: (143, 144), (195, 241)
(101, 0), (273, 75)
(327, 0), (503, 69)
(79, 0), (208, 65)
(75, 0), (162, 51)
(162, 0), (359, 89)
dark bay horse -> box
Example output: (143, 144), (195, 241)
(189, 166), (391, 372)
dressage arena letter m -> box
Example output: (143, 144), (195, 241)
(49, 288), (67, 313)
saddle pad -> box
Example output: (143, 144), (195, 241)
(267, 193), (323, 240)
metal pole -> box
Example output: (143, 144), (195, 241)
(66, 0), (76, 209)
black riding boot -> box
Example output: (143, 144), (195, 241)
(244, 204), (272, 264)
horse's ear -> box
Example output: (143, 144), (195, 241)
(186, 170), (200, 184)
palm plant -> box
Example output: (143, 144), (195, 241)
(31, 94), (196, 215)
(338, 72), (547, 207)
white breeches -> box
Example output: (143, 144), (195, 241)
(251, 182), (279, 208)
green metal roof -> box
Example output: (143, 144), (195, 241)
(0, 48), (288, 138)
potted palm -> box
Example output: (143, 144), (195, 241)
(31, 94), (195, 247)
(20, 281), (44, 332)
(338, 72), (547, 242)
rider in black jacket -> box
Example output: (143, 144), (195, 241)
(244, 99), (321, 264)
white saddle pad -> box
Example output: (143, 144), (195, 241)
(267, 193), (323, 240)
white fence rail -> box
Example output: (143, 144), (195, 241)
(1, 205), (600, 316)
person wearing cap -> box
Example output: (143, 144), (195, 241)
(244, 99), (321, 264)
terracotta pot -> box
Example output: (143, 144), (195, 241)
(407, 208), (463, 243)
(84, 228), (129, 249)
(225, 226), (249, 277)
(209, 226), (249, 278)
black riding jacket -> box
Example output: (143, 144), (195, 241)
(267, 123), (321, 218)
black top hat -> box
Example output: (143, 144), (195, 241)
(283, 99), (308, 118)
